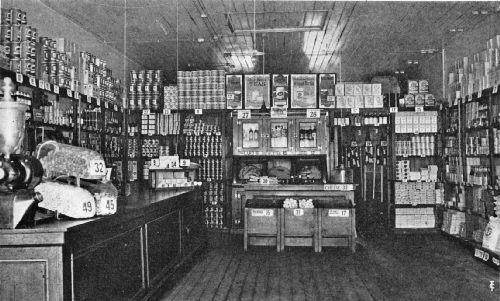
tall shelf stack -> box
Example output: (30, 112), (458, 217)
(442, 33), (500, 269)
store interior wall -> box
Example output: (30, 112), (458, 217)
(2, 0), (145, 80)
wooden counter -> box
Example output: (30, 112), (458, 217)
(0, 186), (206, 301)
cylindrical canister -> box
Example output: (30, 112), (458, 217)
(0, 25), (12, 43)
(11, 25), (21, 42)
(1, 9), (13, 25)
(10, 42), (21, 59)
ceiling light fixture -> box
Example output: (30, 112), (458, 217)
(472, 10), (479, 15)
(197, 38), (205, 43)
(481, 11), (488, 15)
(201, 13), (207, 18)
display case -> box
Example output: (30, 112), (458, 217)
(233, 117), (266, 155)
(294, 118), (327, 154)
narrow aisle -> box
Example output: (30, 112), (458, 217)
(160, 234), (500, 301)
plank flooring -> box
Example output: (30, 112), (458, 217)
(160, 233), (500, 301)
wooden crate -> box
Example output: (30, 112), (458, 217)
(317, 208), (356, 252)
(281, 208), (318, 251)
(244, 208), (282, 251)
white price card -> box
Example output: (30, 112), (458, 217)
(390, 107), (398, 113)
(307, 109), (321, 118)
(493, 258), (500, 266)
(237, 110), (251, 119)
(324, 184), (354, 191)
(29, 76), (36, 86)
(226, 93), (235, 100)
(96, 98), (101, 106)
(328, 209), (349, 217)
(180, 159), (190, 167)
(66, 89), (73, 98)
(74, 91), (79, 99)
(164, 155), (180, 169)
(293, 209), (304, 216)
(163, 108), (171, 115)
(415, 106), (424, 112)
(104, 101), (109, 109)
(53, 85), (59, 94)
(114, 105), (118, 111)
(99, 197), (116, 215)
(142, 109), (150, 115)
(15, 72), (23, 83)
(478, 90), (482, 98)
(251, 209), (274, 217)
(38, 80), (45, 89)
(89, 160), (106, 176)
(493, 85), (498, 95)
(351, 107), (360, 114)
(86, 95), (91, 103)
(45, 82), (51, 91)
(195, 109), (203, 115)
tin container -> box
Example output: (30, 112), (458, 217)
(31, 28), (37, 41)
(10, 42), (21, 59)
(20, 59), (30, 74)
(0, 25), (12, 43)
(1, 9), (13, 25)
(20, 25), (31, 41)
(146, 70), (154, 82)
(11, 25), (21, 43)
(49, 61), (58, 76)
(9, 59), (21, 73)
(138, 70), (145, 82)
(155, 70), (162, 82)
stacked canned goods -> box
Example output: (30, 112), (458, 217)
(163, 85), (178, 109)
(128, 70), (164, 110)
(141, 112), (180, 136)
(36, 37), (73, 88)
(104, 135), (123, 159)
(177, 70), (226, 109)
(127, 138), (139, 158)
(0, 8), (37, 76)
(141, 138), (160, 158)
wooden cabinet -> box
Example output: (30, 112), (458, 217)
(0, 188), (206, 301)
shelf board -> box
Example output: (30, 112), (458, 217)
(393, 228), (440, 234)
(465, 126), (490, 132)
(395, 155), (438, 158)
(394, 203), (437, 207)
(464, 154), (490, 158)
(441, 230), (500, 269)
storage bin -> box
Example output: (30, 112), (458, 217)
(281, 208), (318, 252)
(244, 199), (283, 251)
(316, 197), (356, 252)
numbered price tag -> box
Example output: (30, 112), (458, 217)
(89, 160), (106, 176)
(324, 184), (354, 191)
(142, 109), (150, 115)
(53, 85), (59, 94)
(293, 209), (304, 216)
(82, 201), (94, 214)
(351, 107), (360, 114)
(237, 109), (251, 119)
(251, 209), (274, 217)
(180, 159), (190, 167)
(478, 90), (482, 98)
(66, 89), (73, 98)
(45, 82), (51, 91)
(307, 109), (321, 118)
(415, 106), (424, 112)
(195, 108), (203, 115)
(226, 93), (235, 100)
(100, 197), (117, 214)
(328, 209), (349, 217)
(390, 107), (398, 113)
(28, 76), (36, 86)
(15, 72), (23, 83)
(163, 108), (171, 115)
(493, 85), (498, 95)
(38, 79), (44, 89)
(96, 98), (101, 106)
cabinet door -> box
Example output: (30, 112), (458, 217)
(234, 118), (265, 155)
(266, 119), (294, 153)
(0, 260), (48, 301)
(294, 118), (325, 154)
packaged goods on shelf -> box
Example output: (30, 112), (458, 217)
(163, 85), (178, 109)
(444, 136), (460, 156)
(203, 182), (224, 206)
(465, 157), (490, 186)
(128, 69), (164, 110)
(334, 82), (383, 109)
(395, 161), (438, 182)
(395, 207), (435, 228)
(394, 111), (438, 133)
(394, 182), (437, 205)
(332, 115), (389, 127)
(140, 112), (180, 136)
(442, 210), (466, 235)
(141, 139), (160, 158)
(127, 138), (139, 158)
(465, 102), (488, 128)
(177, 70), (226, 110)
(482, 217), (500, 254)
(395, 135), (435, 156)
(205, 206), (224, 229)
(445, 156), (463, 184)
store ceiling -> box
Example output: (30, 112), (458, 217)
(40, 0), (499, 82)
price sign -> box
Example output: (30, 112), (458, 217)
(180, 159), (190, 167)
(493, 258), (500, 266)
(29, 76), (36, 86)
(38, 79), (45, 89)
(53, 85), (59, 94)
(415, 106), (424, 112)
(351, 107), (360, 114)
(114, 105), (118, 111)
(82, 201), (94, 213)
(324, 184), (354, 191)
(66, 89), (73, 98)
(478, 90), (482, 98)
(89, 160), (106, 176)
(96, 98), (101, 106)
(164, 155), (180, 169)
(195, 109), (203, 115)
(101, 197), (116, 214)
(45, 82), (51, 91)
(493, 85), (498, 94)
(237, 110), (251, 119)
(163, 109), (171, 115)
(251, 209), (274, 217)
(390, 107), (398, 113)
(307, 109), (320, 118)
(15, 72), (23, 83)
(293, 209), (304, 216)
(142, 109), (150, 115)
(328, 209), (349, 217)
(226, 93), (235, 100)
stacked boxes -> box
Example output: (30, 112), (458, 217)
(448, 34), (500, 101)
(395, 160), (410, 181)
(395, 135), (436, 156)
(128, 70), (164, 110)
(394, 111), (438, 133)
(141, 139), (159, 158)
(395, 161), (438, 182)
(80, 52), (122, 106)
(395, 182), (437, 205)
(403, 80), (435, 108)
(164, 85), (178, 109)
(0, 8), (37, 76)
(177, 70), (226, 109)
(140, 112), (180, 136)
(334, 82), (383, 109)
(395, 207), (436, 228)
(442, 210), (466, 235)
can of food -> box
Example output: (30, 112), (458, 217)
(19, 41), (29, 59)
(0, 25), (12, 43)
(11, 25), (21, 42)
(49, 61), (58, 76)
(17, 10), (27, 25)
(1, 9), (13, 25)
(28, 41), (36, 58)
(155, 70), (162, 82)
(10, 59), (21, 73)
(50, 49), (58, 61)
(146, 70), (154, 82)
(41, 45), (50, 62)
(138, 70), (145, 82)
(20, 59), (29, 74)
(57, 61), (65, 77)
(10, 42), (21, 59)
(20, 25), (31, 41)
(39, 37), (50, 46)
(41, 62), (50, 75)
(29, 58), (36, 75)
(31, 27), (37, 41)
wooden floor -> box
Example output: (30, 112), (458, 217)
(159, 232), (500, 301)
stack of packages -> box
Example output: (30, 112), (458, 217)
(128, 70), (164, 110)
(163, 85), (178, 109)
(177, 70), (226, 109)
(283, 198), (314, 209)
(402, 80), (436, 108)
(0, 8), (37, 75)
(448, 34), (500, 103)
(334, 82), (383, 109)
(36, 37), (73, 89)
